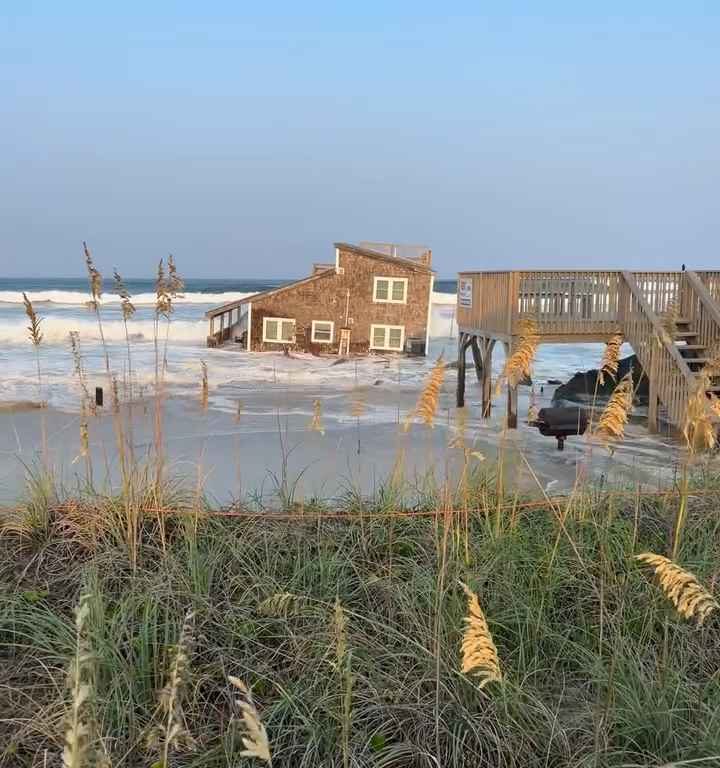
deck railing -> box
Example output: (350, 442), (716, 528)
(620, 272), (695, 427)
(685, 271), (720, 361)
(456, 269), (718, 428)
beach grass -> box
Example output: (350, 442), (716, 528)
(2, 468), (720, 767)
(2, 250), (720, 766)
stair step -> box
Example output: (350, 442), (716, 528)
(677, 345), (705, 352)
(672, 331), (698, 339)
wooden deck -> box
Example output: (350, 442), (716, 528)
(456, 270), (720, 431)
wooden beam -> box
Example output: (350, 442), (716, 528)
(503, 340), (518, 429)
(457, 333), (468, 407)
(470, 336), (483, 382)
(481, 338), (495, 418)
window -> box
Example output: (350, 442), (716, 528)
(370, 324), (405, 351)
(263, 317), (295, 343)
(311, 320), (334, 344)
(373, 276), (408, 304)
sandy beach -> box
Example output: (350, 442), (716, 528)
(0, 351), (686, 506)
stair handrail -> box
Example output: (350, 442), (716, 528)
(622, 271), (696, 384)
(685, 269), (720, 337)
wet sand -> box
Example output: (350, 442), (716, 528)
(0, 368), (686, 506)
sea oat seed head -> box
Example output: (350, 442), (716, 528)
(22, 292), (43, 347)
(228, 676), (272, 763)
(405, 355), (445, 430)
(458, 581), (502, 688)
(636, 553), (719, 625)
(594, 371), (634, 444)
(599, 332), (623, 386)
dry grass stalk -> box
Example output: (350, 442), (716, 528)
(527, 386), (540, 423)
(459, 581), (501, 688)
(113, 269), (136, 320)
(449, 407), (485, 462)
(709, 394), (720, 420)
(594, 371), (634, 444)
(683, 373), (717, 454)
(259, 592), (306, 617)
(228, 676), (272, 764)
(149, 609), (196, 762)
(69, 332), (95, 414)
(660, 299), (679, 344)
(167, 254), (185, 297)
(404, 356), (445, 430)
(63, 593), (96, 768)
(496, 317), (539, 394)
(636, 553), (719, 625)
(22, 292), (43, 347)
(333, 597), (352, 768)
(350, 387), (366, 418)
(155, 259), (171, 318)
(309, 399), (325, 435)
(200, 361), (209, 411)
(83, 242), (103, 305)
(448, 406), (468, 449)
(598, 332), (623, 386)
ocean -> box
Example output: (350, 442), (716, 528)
(0, 276), (620, 413)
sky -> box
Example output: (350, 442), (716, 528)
(1, 2), (719, 279)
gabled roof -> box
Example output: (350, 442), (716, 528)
(205, 242), (433, 318)
(334, 242), (433, 273)
(205, 268), (334, 318)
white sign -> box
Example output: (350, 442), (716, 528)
(458, 278), (473, 308)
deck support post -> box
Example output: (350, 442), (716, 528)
(456, 333), (470, 407)
(480, 337), (495, 419)
(648, 349), (659, 433)
(470, 336), (483, 383)
(503, 340), (518, 429)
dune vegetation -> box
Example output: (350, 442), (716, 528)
(2, 250), (720, 767)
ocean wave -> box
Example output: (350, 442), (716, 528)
(0, 317), (208, 345)
(0, 290), (256, 306)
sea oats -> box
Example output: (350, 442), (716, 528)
(683, 373), (717, 454)
(599, 332), (623, 386)
(63, 594), (96, 768)
(148, 609), (196, 762)
(22, 292), (43, 347)
(458, 581), (501, 688)
(660, 299), (679, 345)
(594, 371), (634, 444)
(259, 592), (306, 617)
(404, 356), (445, 430)
(83, 242), (103, 304)
(496, 317), (539, 395)
(228, 676), (272, 764)
(636, 553), (719, 625)
(113, 269), (136, 320)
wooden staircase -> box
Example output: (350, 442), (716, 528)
(620, 270), (720, 431)
(455, 268), (720, 432)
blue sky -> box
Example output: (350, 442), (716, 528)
(1, 2), (718, 278)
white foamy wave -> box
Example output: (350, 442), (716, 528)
(0, 290), (256, 306)
(0, 317), (207, 345)
(432, 290), (456, 305)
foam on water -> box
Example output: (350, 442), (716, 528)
(0, 290), (256, 306)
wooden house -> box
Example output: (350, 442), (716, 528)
(206, 242), (435, 356)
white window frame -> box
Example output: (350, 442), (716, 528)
(311, 320), (335, 344)
(262, 317), (296, 344)
(373, 276), (408, 304)
(370, 324), (405, 352)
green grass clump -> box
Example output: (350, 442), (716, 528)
(1, 476), (720, 767)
